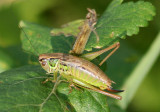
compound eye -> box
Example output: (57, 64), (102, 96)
(42, 60), (46, 66)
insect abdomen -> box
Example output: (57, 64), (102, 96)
(59, 63), (107, 89)
(52, 54), (111, 90)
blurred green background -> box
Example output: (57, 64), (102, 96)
(0, 0), (159, 111)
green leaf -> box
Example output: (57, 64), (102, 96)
(0, 65), (68, 112)
(109, 104), (126, 112)
(0, 65), (110, 112)
(20, 21), (74, 56)
(85, 0), (155, 51)
(20, 1), (155, 55)
(57, 83), (110, 112)
(45, 0), (156, 52)
(51, 20), (84, 37)
(106, 0), (123, 11)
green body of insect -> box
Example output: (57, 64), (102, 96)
(39, 53), (123, 100)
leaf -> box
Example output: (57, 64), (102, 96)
(117, 32), (160, 109)
(47, 0), (155, 52)
(20, 1), (155, 55)
(20, 21), (75, 56)
(109, 104), (126, 112)
(57, 83), (110, 112)
(0, 65), (68, 112)
(106, 0), (123, 11)
(0, 65), (110, 112)
(51, 20), (84, 37)
(85, 0), (156, 51)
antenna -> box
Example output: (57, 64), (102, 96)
(19, 22), (39, 56)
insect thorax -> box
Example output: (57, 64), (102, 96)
(48, 59), (70, 74)
(58, 62), (70, 74)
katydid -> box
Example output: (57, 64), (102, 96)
(39, 42), (123, 100)
(20, 8), (124, 100)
